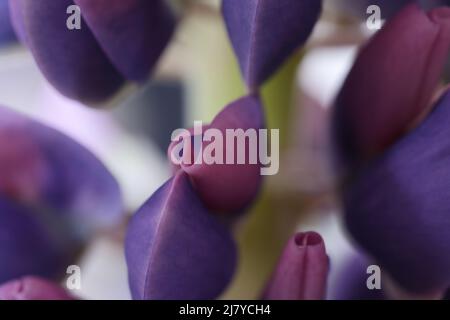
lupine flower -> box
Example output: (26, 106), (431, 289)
(0, 106), (123, 284)
(263, 232), (329, 300)
(334, 3), (450, 167)
(125, 171), (237, 300)
(0, 276), (74, 300)
(222, 0), (322, 89)
(344, 89), (450, 295)
(0, 0), (16, 46)
(9, 0), (175, 103)
(335, 4), (450, 296)
(168, 94), (264, 213)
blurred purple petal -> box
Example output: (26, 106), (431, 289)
(344, 89), (450, 294)
(263, 232), (328, 300)
(0, 106), (123, 235)
(9, 0), (124, 102)
(74, 0), (175, 82)
(0, 198), (75, 284)
(0, 0), (16, 46)
(334, 4), (450, 165)
(222, 0), (321, 89)
(168, 95), (265, 213)
(330, 253), (385, 300)
(125, 171), (237, 300)
(0, 277), (74, 300)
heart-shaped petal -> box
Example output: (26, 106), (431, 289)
(334, 4), (450, 166)
(263, 232), (329, 300)
(168, 95), (265, 213)
(0, 276), (74, 300)
(73, 0), (175, 82)
(344, 89), (450, 294)
(0, 106), (123, 236)
(125, 171), (237, 300)
(222, 0), (321, 89)
(9, 0), (124, 102)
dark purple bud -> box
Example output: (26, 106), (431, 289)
(9, 0), (124, 103)
(0, 106), (123, 236)
(263, 232), (329, 300)
(73, 0), (175, 82)
(168, 95), (264, 213)
(334, 4), (450, 165)
(344, 89), (450, 295)
(0, 0), (16, 46)
(0, 276), (74, 300)
(222, 0), (321, 89)
(125, 171), (237, 300)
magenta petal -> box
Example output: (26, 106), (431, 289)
(73, 0), (175, 82)
(222, 0), (321, 88)
(263, 232), (329, 300)
(9, 0), (124, 102)
(334, 4), (450, 164)
(0, 106), (123, 234)
(168, 95), (265, 213)
(125, 171), (237, 300)
(0, 277), (74, 300)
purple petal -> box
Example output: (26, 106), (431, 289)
(168, 95), (264, 213)
(74, 0), (175, 82)
(125, 171), (237, 300)
(222, 0), (321, 89)
(0, 106), (123, 235)
(330, 253), (385, 300)
(334, 4), (450, 165)
(263, 232), (329, 300)
(9, 0), (124, 102)
(0, 277), (74, 300)
(0, 0), (16, 46)
(344, 89), (450, 294)
(0, 198), (75, 284)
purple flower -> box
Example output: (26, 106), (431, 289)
(344, 89), (450, 295)
(125, 171), (237, 300)
(263, 232), (329, 300)
(222, 0), (322, 89)
(334, 3), (450, 167)
(0, 106), (123, 283)
(168, 94), (265, 213)
(9, 0), (175, 103)
(0, 276), (74, 300)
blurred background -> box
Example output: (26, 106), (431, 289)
(0, 0), (384, 299)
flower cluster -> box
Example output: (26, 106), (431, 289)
(1, 0), (450, 301)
